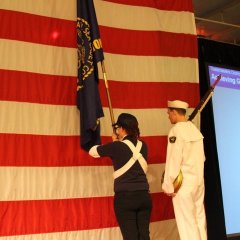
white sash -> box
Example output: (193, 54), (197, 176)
(113, 140), (148, 179)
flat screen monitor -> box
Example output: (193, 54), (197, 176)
(207, 63), (240, 237)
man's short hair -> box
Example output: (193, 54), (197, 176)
(169, 107), (186, 115)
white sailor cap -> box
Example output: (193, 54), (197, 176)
(167, 100), (189, 110)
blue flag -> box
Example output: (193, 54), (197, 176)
(77, 0), (104, 151)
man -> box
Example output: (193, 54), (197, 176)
(89, 113), (152, 240)
(162, 100), (207, 240)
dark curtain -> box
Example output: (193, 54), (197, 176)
(198, 38), (240, 240)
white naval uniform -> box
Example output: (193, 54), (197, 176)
(162, 121), (207, 240)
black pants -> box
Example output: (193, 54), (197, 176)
(114, 190), (152, 240)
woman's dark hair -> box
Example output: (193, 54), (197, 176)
(113, 113), (140, 140)
(124, 121), (140, 140)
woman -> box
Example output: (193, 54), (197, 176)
(89, 113), (152, 240)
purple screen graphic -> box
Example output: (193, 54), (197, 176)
(209, 65), (240, 90)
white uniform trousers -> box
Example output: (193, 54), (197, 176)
(172, 182), (207, 240)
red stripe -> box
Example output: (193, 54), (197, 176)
(0, 69), (199, 108)
(0, 69), (76, 105)
(104, 0), (194, 12)
(101, 26), (198, 58)
(0, 10), (197, 58)
(0, 9), (76, 47)
(0, 193), (174, 236)
(100, 80), (200, 109)
(0, 134), (166, 166)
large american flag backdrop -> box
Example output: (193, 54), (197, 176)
(0, 0), (199, 239)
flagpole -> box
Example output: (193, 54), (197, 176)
(101, 60), (115, 126)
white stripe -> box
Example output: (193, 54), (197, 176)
(0, 101), (195, 136)
(0, 226), (122, 240)
(94, 0), (196, 34)
(101, 53), (199, 83)
(0, 0), (76, 20)
(0, 39), (198, 83)
(0, 164), (164, 201)
(0, 220), (179, 240)
(0, 39), (77, 77)
(0, 101), (80, 136)
(150, 220), (180, 240)
(102, 107), (197, 137)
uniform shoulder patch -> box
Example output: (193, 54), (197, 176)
(169, 136), (176, 143)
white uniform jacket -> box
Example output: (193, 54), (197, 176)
(162, 121), (205, 194)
